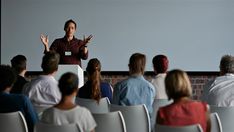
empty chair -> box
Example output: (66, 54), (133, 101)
(34, 122), (80, 132)
(0, 111), (28, 132)
(155, 124), (203, 132)
(93, 111), (126, 132)
(75, 97), (110, 113)
(210, 112), (222, 132)
(210, 106), (234, 132)
(109, 104), (150, 132)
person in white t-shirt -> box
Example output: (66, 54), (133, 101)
(41, 72), (96, 132)
(201, 55), (234, 106)
(151, 54), (169, 99)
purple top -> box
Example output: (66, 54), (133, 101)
(49, 36), (88, 66)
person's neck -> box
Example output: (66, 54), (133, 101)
(43, 71), (57, 77)
(66, 36), (73, 42)
(55, 96), (76, 110)
(130, 73), (142, 76)
(174, 96), (191, 103)
(19, 70), (26, 77)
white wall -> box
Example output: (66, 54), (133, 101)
(1, 0), (234, 71)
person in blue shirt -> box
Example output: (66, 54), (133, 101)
(112, 53), (155, 115)
(78, 58), (113, 102)
(0, 65), (38, 132)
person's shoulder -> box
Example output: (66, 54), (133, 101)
(7, 93), (29, 103)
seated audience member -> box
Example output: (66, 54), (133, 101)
(78, 58), (113, 102)
(151, 54), (169, 99)
(0, 65), (38, 132)
(157, 69), (211, 132)
(112, 53), (155, 115)
(10, 54), (29, 94)
(201, 55), (234, 106)
(23, 52), (61, 109)
(41, 72), (96, 132)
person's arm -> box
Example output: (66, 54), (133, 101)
(156, 111), (163, 124)
(40, 34), (50, 53)
(79, 35), (92, 60)
(206, 105), (211, 132)
(23, 96), (39, 132)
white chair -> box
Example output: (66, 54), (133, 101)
(155, 124), (203, 132)
(210, 106), (234, 132)
(34, 106), (48, 119)
(109, 104), (151, 132)
(75, 97), (110, 113)
(0, 111), (28, 132)
(93, 111), (127, 132)
(152, 99), (173, 131)
(34, 122), (81, 132)
(210, 112), (222, 132)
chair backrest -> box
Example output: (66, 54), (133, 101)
(34, 122), (81, 132)
(210, 112), (223, 132)
(75, 97), (110, 113)
(34, 106), (48, 119)
(155, 124), (203, 132)
(0, 111), (28, 132)
(109, 104), (151, 132)
(152, 99), (173, 131)
(93, 111), (127, 132)
(210, 106), (234, 132)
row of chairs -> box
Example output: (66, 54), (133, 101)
(0, 97), (227, 132)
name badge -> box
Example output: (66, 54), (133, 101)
(65, 51), (72, 56)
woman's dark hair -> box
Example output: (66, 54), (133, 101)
(58, 72), (79, 96)
(64, 19), (77, 30)
(86, 58), (102, 102)
(0, 65), (16, 92)
(152, 54), (168, 74)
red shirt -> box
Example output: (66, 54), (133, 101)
(157, 100), (208, 132)
(50, 36), (88, 66)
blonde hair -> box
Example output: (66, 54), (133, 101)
(165, 69), (192, 100)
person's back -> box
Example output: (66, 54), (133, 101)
(78, 58), (113, 102)
(151, 54), (169, 99)
(157, 69), (210, 132)
(23, 75), (61, 107)
(23, 52), (61, 108)
(112, 53), (155, 114)
(41, 72), (96, 132)
(201, 55), (234, 106)
(0, 65), (38, 132)
(10, 55), (28, 94)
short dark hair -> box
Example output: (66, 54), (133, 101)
(219, 55), (234, 74)
(0, 65), (17, 92)
(64, 19), (77, 30)
(41, 51), (60, 74)
(129, 53), (146, 75)
(11, 55), (27, 74)
(152, 54), (168, 74)
(58, 72), (79, 96)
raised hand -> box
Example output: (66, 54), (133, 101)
(83, 35), (93, 45)
(40, 34), (50, 52)
(40, 34), (49, 47)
